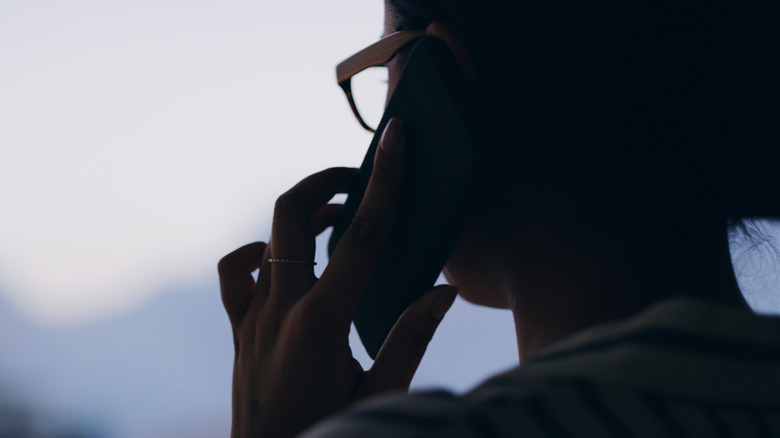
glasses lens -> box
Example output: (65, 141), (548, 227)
(350, 66), (389, 131)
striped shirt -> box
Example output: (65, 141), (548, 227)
(303, 298), (780, 437)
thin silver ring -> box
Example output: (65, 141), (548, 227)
(268, 258), (317, 266)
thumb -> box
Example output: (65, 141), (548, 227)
(360, 285), (458, 397)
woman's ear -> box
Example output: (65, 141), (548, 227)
(425, 21), (478, 89)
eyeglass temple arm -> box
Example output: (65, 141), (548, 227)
(336, 31), (426, 83)
(336, 31), (426, 133)
(338, 79), (376, 133)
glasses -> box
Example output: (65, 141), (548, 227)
(337, 30), (426, 133)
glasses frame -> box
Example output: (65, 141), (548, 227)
(337, 30), (426, 133)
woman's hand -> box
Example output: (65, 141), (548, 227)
(218, 118), (458, 438)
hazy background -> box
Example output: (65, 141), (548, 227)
(0, 1), (777, 437)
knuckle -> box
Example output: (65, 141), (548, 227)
(273, 191), (299, 219)
(347, 213), (388, 245)
(217, 253), (238, 276)
(287, 299), (330, 335)
(370, 156), (397, 184)
(292, 297), (318, 322)
(217, 255), (230, 275)
(399, 326), (430, 360)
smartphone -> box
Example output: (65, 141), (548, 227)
(327, 37), (485, 359)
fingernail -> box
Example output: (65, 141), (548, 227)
(379, 118), (403, 154)
(431, 286), (458, 320)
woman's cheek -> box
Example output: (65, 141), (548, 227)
(443, 231), (511, 309)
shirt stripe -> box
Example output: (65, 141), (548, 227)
(302, 299), (780, 438)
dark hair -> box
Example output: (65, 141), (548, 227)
(388, 0), (780, 231)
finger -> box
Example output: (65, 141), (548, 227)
(312, 203), (343, 236)
(269, 167), (356, 307)
(313, 118), (406, 322)
(247, 242), (277, 338)
(218, 242), (267, 328)
(253, 241), (273, 304)
(361, 286), (458, 396)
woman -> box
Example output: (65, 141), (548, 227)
(218, 0), (780, 436)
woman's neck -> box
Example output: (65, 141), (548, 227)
(504, 219), (747, 362)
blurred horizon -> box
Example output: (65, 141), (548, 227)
(0, 266), (520, 437)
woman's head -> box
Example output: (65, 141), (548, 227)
(382, 0), (779, 308)
(387, 0), (778, 208)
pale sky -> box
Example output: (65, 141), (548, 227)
(0, 0), (389, 326)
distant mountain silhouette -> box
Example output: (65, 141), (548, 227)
(0, 272), (521, 437)
(0, 279), (234, 438)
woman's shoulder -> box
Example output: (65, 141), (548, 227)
(475, 298), (780, 404)
(303, 299), (780, 437)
